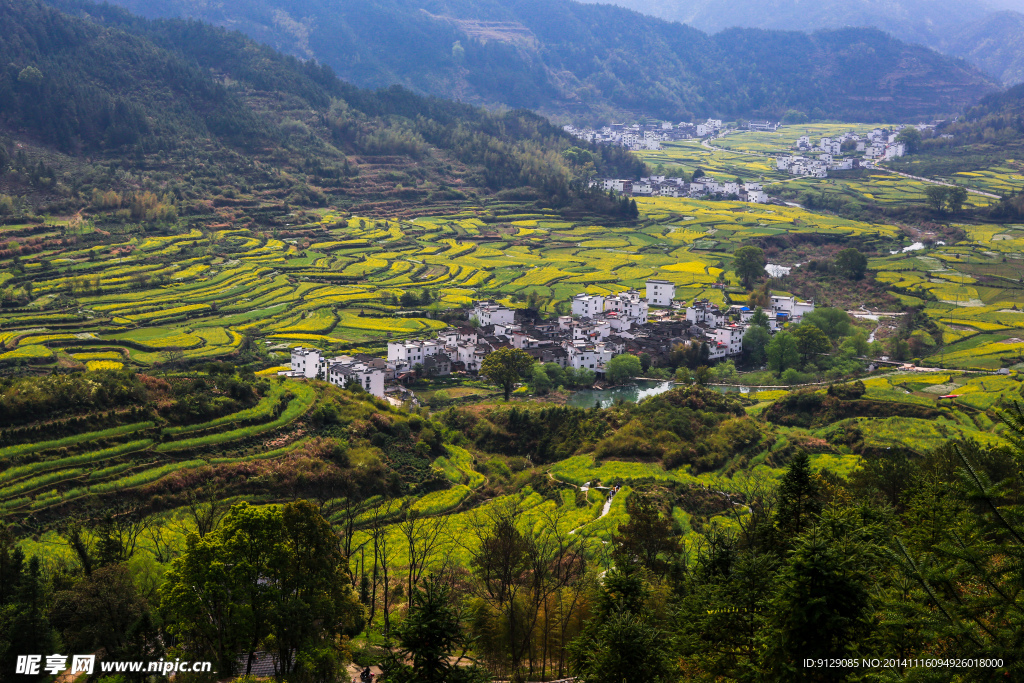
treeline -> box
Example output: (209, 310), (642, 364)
(941, 82), (1024, 145)
(2, 0), (645, 215)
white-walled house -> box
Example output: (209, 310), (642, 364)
(571, 293), (605, 318)
(604, 289), (649, 322)
(646, 279), (675, 307)
(290, 347), (326, 378)
(286, 348), (385, 398)
(388, 339), (445, 367)
(713, 325), (745, 357)
(328, 357), (386, 398)
(564, 341), (614, 373)
(770, 295), (815, 322)
(686, 299), (725, 327)
(472, 301), (515, 327)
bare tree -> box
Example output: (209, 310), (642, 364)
(464, 497), (536, 678)
(524, 504), (589, 680)
(399, 507), (452, 599)
(184, 484), (228, 538)
(145, 519), (177, 564)
(366, 497), (402, 639)
(59, 500), (151, 575)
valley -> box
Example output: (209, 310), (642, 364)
(1, 1), (1023, 681)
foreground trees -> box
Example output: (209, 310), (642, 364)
(160, 501), (362, 678)
(3, 391), (1022, 681)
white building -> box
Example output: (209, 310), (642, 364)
(770, 295), (815, 323)
(571, 293), (605, 318)
(646, 279), (675, 307)
(713, 325), (745, 357)
(290, 347), (326, 379)
(286, 348), (386, 398)
(472, 301), (515, 327)
(388, 339), (445, 368)
(604, 289), (649, 322)
(686, 300), (725, 327)
(565, 341), (614, 373)
(455, 343), (489, 372)
(328, 357), (386, 398)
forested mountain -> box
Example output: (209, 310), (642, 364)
(950, 11), (1024, 86)
(600, 0), (985, 44)
(89, 0), (998, 122)
(586, 0), (1024, 86)
(1, 0), (643, 216)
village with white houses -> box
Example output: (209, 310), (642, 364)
(594, 177), (770, 203)
(281, 280), (814, 401)
(775, 126), (915, 177)
(563, 117), (779, 151)
(586, 122), (933, 203)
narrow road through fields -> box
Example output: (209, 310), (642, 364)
(548, 472), (618, 535)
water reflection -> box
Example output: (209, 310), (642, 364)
(566, 381), (755, 409)
(566, 380), (675, 409)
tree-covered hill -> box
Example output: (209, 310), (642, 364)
(90, 0), (998, 122)
(588, 0), (1024, 86)
(1, 0), (643, 215)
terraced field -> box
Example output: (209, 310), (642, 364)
(0, 379), (319, 519)
(2, 192), (1023, 372)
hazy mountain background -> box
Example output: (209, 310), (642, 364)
(575, 0), (1024, 86)
(80, 0), (997, 122)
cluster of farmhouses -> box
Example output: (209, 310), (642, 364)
(563, 119), (721, 151)
(283, 280), (814, 399)
(564, 117), (779, 151)
(776, 127), (913, 177)
(594, 176), (770, 203)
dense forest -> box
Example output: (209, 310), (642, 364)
(0, 0), (644, 217)
(92, 0), (998, 122)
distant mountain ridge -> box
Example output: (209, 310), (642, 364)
(576, 0), (1024, 86)
(83, 0), (998, 122)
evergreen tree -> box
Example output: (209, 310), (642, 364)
(0, 557), (58, 681)
(569, 568), (677, 683)
(383, 577), (488, 683)
(765, 508), (879, 680)
(775, 452), (822, 537)
(612, 494), (681, 577)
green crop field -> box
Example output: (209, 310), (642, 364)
(3, 189), (1012, 372)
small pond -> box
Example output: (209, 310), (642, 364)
(566, 381), (763, 409)
(566, 380), (675, 408)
